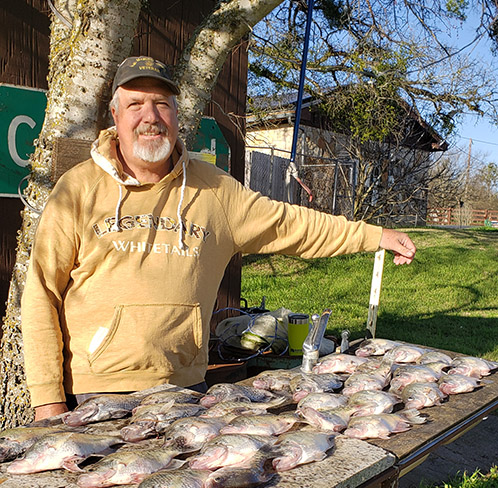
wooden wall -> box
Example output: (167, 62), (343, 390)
(0, 0), (247, 324)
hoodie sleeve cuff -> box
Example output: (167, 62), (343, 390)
(362, 224), (383, 252)
(28, 383), (66, 409)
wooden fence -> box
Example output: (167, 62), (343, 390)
(427, 208), (498, 227)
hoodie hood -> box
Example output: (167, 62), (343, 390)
(90, 127), (189, 247)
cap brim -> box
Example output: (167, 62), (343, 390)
(114, 73), (181, 96)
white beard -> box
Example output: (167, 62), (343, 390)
(133, 137), (172, 163)
(133, 123), (172, 163)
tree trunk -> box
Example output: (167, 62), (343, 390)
(176, 0), (285, 148)
(0, 0), (142, 429)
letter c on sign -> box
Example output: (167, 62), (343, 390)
(8, 115), (37, 167)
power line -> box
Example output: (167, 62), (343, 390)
(459, 136), (498, 147)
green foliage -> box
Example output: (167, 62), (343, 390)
(425, 465), (498, 488)
(241, 228), (498, 360)
(445, 0), (469, 20)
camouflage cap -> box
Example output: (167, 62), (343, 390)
(112, 56), (180, 95)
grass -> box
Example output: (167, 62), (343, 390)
(241, 227), (498, 361)
(423, 465), (498, 488)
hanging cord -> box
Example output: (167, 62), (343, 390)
(212, 307), (289, 362)
(177, 159), (187, 250)
(110, 184), (123, 232)
(47, 0), (73, 28)
(18, 175), (44, 215)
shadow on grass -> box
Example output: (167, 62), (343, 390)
(376, 312), (498, 359)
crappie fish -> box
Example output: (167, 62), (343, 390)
(389, 364), (442, 394)
(200, 400), (277, 419)
(383, 345), (427, 364)
(77, 448), (184, 487)
(200, 383), (281, 408)
(418, 351), (453, 365)
(448, 356), (498, 378)
(203, 446), (277, 488)
(162, 417), (229, 452)
(355, 339), (401, 357)
(290, 373), (344, 402)
(7, 432), (123, 474)
(344, 409), (426, 439)
(312, 353), (368, 374)
(354, 357), (386, 374)
(342, 370), (390, 397)
(204, 464), (275, 488)
(64, 393), (143, 427)
(139, 390), (203, 406)
(0, 426), (77, 463)
(347, 390), (401, 416)
(298, 405), (355, 432)
(272, 429), (335, 471)
(188, 433), (277, 470)
(252, 369), (302, 393)
(438, 374), (482, 395)
(137, 468), (210, 487)
(296, 392), (348, 413)
(121, 403), (206, 442)
(220, 412), (300, 436)
(401, 382), (447, 409)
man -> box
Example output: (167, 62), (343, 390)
(21, 56), (416, 421)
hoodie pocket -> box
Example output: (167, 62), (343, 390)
(88, 303), (202, 375)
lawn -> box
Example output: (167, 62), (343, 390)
(241, 227), (498, 361)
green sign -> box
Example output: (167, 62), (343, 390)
(0, 84), (47, 196)
(190, 117), (230, 172)
(0, 85), (229, 196)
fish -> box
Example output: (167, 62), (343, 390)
(137, 468), (210, 488)
(77, 448), (185, 487)
(296, 392), (348, 413)
(389, 364), (443, 395)
(200, 383), (282, 408)
(139, 390), (203, 406)
(298, 405), (355, 432)
(0, 425), (79, 463)
(447, 356), (498, 378)
(203, 446), (277, 488)
(417, 351), (453, 365)
(401, 382), (447, 409)
(121, 403), (206, 442)
(252, 369), (302, 393)
(438, 373), (482, 395)
(64, 393), (144, 427)
(343, 409), (426, 439)
(220, 412), (301, 436)
(347, 390), (401, 416)
(162, 417), (229, 452)
(188, 433), (277, 470)
(383, 345), (427, 364)
(200, 400), (277, 419)
(272, 429), (335, 471)
(355, 339), (401, 357)
(204, 464), (275, 488)
(290, 373), (344, 402)
(312, 353), (368, 374)
(6, 432), (124, 474)
(341, 368), (391, 397)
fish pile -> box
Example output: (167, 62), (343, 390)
(1, 341), (496, 487)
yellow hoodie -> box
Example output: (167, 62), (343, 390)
(21, 128), (382, 407)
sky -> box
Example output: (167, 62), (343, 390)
(448, 11), (498, 169)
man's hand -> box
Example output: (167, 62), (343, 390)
(34, 402), (69, 421)
(379, 228), (416, 265)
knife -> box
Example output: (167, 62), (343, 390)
(366, 249), (386, 338)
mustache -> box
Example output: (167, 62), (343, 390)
(134, 123), (168, 136)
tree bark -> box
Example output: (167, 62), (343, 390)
(0, 0), (142, 429)
(176, 0), (285, 148)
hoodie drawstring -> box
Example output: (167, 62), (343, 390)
(111, 184), (124, 232)
(177, 160), (187, 250)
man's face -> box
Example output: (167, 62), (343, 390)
(111, 78), (179, 166)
